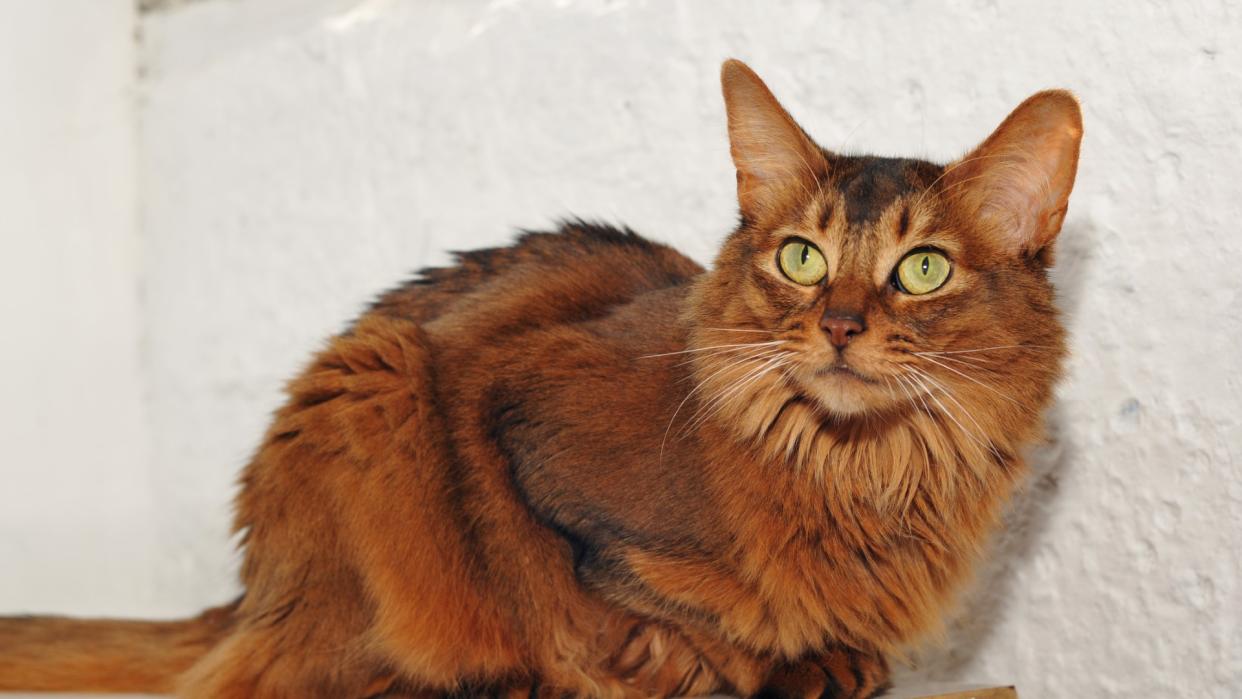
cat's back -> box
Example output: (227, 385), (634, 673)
(365, 221), (704, 330)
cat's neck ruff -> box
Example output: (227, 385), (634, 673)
(683, 358), (1042, 655)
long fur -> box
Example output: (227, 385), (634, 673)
(0, 61), (1080, 698)
(0, 605), (234, 692)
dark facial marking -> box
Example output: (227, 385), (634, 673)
(830, 156), (941, 227)
(818, 199), (834, 231)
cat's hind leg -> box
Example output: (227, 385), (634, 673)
(174, 597), (396, 699)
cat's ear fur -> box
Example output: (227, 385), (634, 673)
(720, 59), (828, 223)
(945, 90), (1083, 259)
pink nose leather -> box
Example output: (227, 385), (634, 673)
(820, 314), (865, 348)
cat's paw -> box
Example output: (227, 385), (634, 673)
(605, 620), (722, 697)
(486, 681), (572, 699)
(810, 646), (890, 699)
(753, 660), (832, 699)
(756, 647), (890, 699)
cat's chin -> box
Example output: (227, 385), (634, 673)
(798, 371), (889, 417)
(808, 389), (872, 417)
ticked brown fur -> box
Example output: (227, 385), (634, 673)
(0, 60), (1082, 698)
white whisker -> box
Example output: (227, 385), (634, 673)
(673, 347), (786, 398)
(913, 352), (993, 367)
(673, 344), (786, 370)
(679, 352), (789, 429)
(914, 343), (1048, 356)
(637, 340), (785, 360)
(894, 373), (934, 423)
(905, 370), (977, 441)
(914, 354), (1026, 410)
(663, 348), (793, 456)
(698, 327), (774, 334)
(693, 355), (789, 422)
(683, 355), (791, 435)
(881, 375), (897, 402)
(908, 368), (1003, 460)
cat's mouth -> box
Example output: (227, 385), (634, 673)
(815, 363), (878, 384)
(796, 361), (889, 416)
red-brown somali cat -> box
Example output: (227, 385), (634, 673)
(0, 59), (1081, 698)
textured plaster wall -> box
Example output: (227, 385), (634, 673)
(3, 1), (1240, 697)
(0, 0), (159, 617)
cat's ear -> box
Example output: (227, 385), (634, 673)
(721, 59), (828, 223)
(944, 90), (1083, 257)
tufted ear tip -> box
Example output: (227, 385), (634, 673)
(719, 58), (777, 113)
(720, 58), (756, 85)
(1018, 89), (1084, 141)
(1029, 88), (1082, 118)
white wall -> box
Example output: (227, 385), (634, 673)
(4, 1), (1241, 697)
(0, 0), (161, 617)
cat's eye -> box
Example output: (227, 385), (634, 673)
(894, 250), (951, 295)
(777, 240), (827, 286)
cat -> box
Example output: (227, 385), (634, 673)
(0, 59), (1081, 698)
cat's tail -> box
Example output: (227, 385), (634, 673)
(0, 601), (236, 693)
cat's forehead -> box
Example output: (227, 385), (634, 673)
(827, 155), (943, 228)
(765, 155), (954, 279)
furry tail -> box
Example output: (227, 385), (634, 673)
(0, 602), (236, 693)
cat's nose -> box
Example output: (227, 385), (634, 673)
(820, 312), (865, 349)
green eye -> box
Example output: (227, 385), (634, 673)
(777, 240), (828, 286)
(895, 250), (951, 295)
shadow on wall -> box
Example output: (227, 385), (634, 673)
(900, 217), (1095, 680)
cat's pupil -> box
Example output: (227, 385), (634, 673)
(920, 255), (929, 275)
(800, 245), (809, 265)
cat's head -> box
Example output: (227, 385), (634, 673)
(690, 60), (1080, 440)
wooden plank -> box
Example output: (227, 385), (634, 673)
(883, 683), (1018, 699)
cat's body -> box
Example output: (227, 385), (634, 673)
(0, 61), (1081, 698)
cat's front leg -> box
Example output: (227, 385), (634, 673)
(488, 616), (771, 699)
(602, 618), (731, 696)
(756, 646), (890, 699)
(539, 617), (742, 698)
